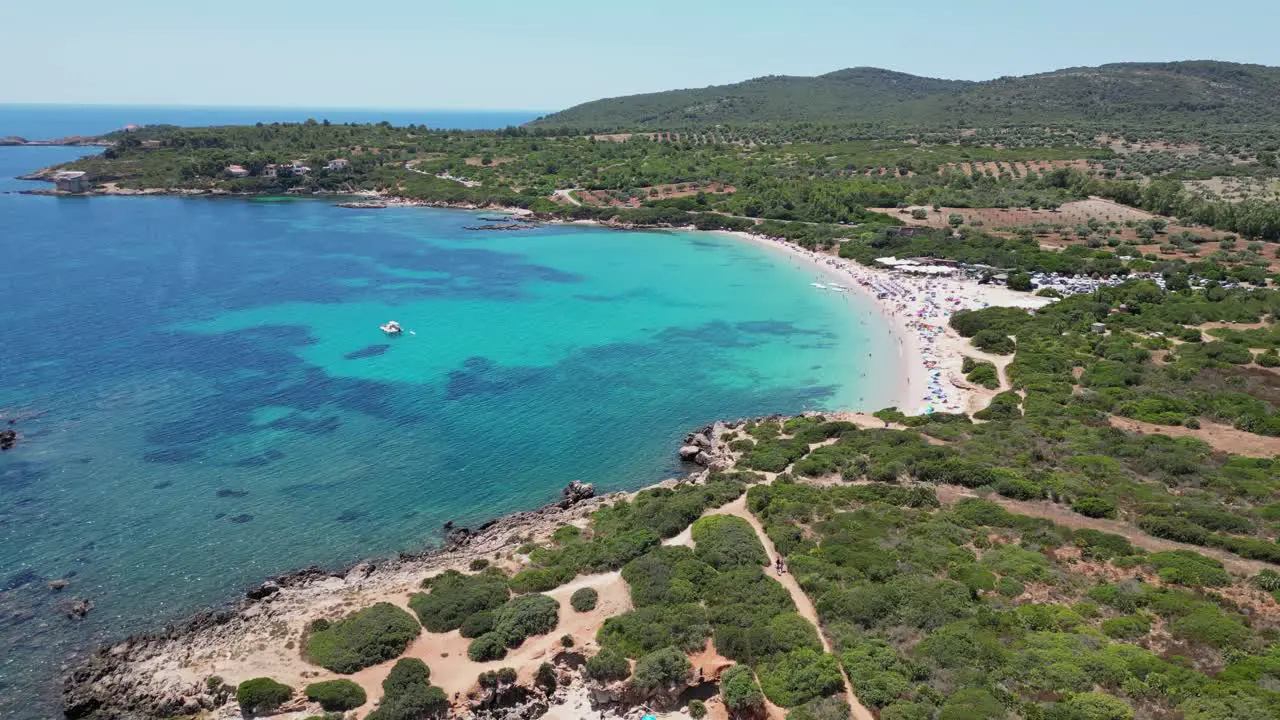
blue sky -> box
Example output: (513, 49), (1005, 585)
(3, 0), (1277, 110)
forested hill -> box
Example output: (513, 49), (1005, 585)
(530, 61), (1280, 130)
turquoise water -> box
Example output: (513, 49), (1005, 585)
(0, 147), (895, 717)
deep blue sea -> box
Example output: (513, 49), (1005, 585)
(0, 105), (543, 140)
(0, 112), (895, 719)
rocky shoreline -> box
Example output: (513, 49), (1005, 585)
(0, 136), (110, 147)
(61, 425), (734, 720)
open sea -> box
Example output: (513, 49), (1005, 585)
(0, 110), (896, 719)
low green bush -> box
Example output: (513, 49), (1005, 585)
(1145, 550), (1231, 587)
(585, 647), (631, 682)
(459, 610), (495, 638)
(757, 647), (844, 708)
(570, 587), (598, 612)
(631, 646), (691, 691)
(305, 679), (367, 711)
(493, 593), (559, 645)
(305, 603), (420, 673)
(688, 698), (707, 718)
(972, 329), (1016, 355)
(692, 515), (767, 570)
(1071, 495), (1117, 519)
(408, 569), (509, 632)
(236, 677), (293, 714)
(786, 696), (852, 720)
(597, 602), (711, 657)
(720, 664), (765, 713)
(1100, 614), (1152, 639)
(369, 658), (447, 720)
(467, 632), (508, 662)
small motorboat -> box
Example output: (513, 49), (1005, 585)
(380, 320), (403, 335)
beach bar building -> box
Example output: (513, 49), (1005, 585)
(53, 171), (89, 193)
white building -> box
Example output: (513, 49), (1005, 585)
(54, 171), (89, 193)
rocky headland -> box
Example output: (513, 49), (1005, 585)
(61, 425), (735, 720)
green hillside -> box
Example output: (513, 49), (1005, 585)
(530, 61), (1280, 129)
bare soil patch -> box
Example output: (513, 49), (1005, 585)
(577, 183), (735, 208)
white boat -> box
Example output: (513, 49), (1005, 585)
(810, 282), (828, 290)
(380, 320), (403, 335)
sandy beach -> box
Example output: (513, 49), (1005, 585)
(717, 231), (1054, 416)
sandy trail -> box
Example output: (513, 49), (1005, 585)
(1108, 415), (1280, 458)
(342, 571), (632, 715)
(934, 486), (1273, 576)
(706, 495), (875, 720)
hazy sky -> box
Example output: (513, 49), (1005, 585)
(4, 0), (1278, 110)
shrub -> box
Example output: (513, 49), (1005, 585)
(492, 593), (559, 646)
(305, 679), (367, 711)
(631, 646), (691, 691)
(623, 546), (716, 607)
(536, 662), (557, 693)
(459, 610), (495, 638)
(369, 658), (447, 720)
(688, 698), (707, 718)
(1007, 271), (1033, 292)
(382, 658), (430, 695)
(720, 664), (765, 713)
(560, 633), (575, 647)
(1170, 609), (1250, 648)
(966, 362), (1000, 389)
(586, 647), (631, 682)
(692, 515), (768, 570)
(570, 587), (598, 612)
(787, 697), (853, 720)
(938, 688), (1004, 720)
(408, 569), (509, 633)
(1048, 692), (1134, 720)
(236, 677), (293, 714)
(467, 631), (508, 662)
(971, 329), (1015, 355)
(598, 603), (711, 657)
(1145, 550), (1230, 587)
(1071, 495), (1117, 519)
(469, 558), (490, 571)
(881, 704), (932, 720)
(1252, 569), (1280, 592)
(1100, 614), (1153, 639)
(306, 603), (420, 673)
(757, 648), (844, 707)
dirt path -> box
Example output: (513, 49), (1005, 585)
(708, 496), (875, 720)
(1108, 415), (1280, 458)
(552, 188), (582, 206)
(934, 486), (1273, 576)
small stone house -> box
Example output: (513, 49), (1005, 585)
(53, 171), (89, 193)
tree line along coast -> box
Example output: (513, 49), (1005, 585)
(36, 60), (1280, 720)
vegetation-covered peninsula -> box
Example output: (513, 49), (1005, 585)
(44, 59), (1280, 720)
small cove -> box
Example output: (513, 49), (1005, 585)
(0, 147), (896, 718)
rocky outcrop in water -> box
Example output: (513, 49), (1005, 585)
(678, 421), (733, 469)
(558, 479), (595, 508)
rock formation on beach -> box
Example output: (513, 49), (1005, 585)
(678, 421), (733, 469)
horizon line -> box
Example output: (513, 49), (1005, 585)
(0, 101), (551, 114)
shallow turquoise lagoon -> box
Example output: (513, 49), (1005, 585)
(0, 148), (895, 716)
